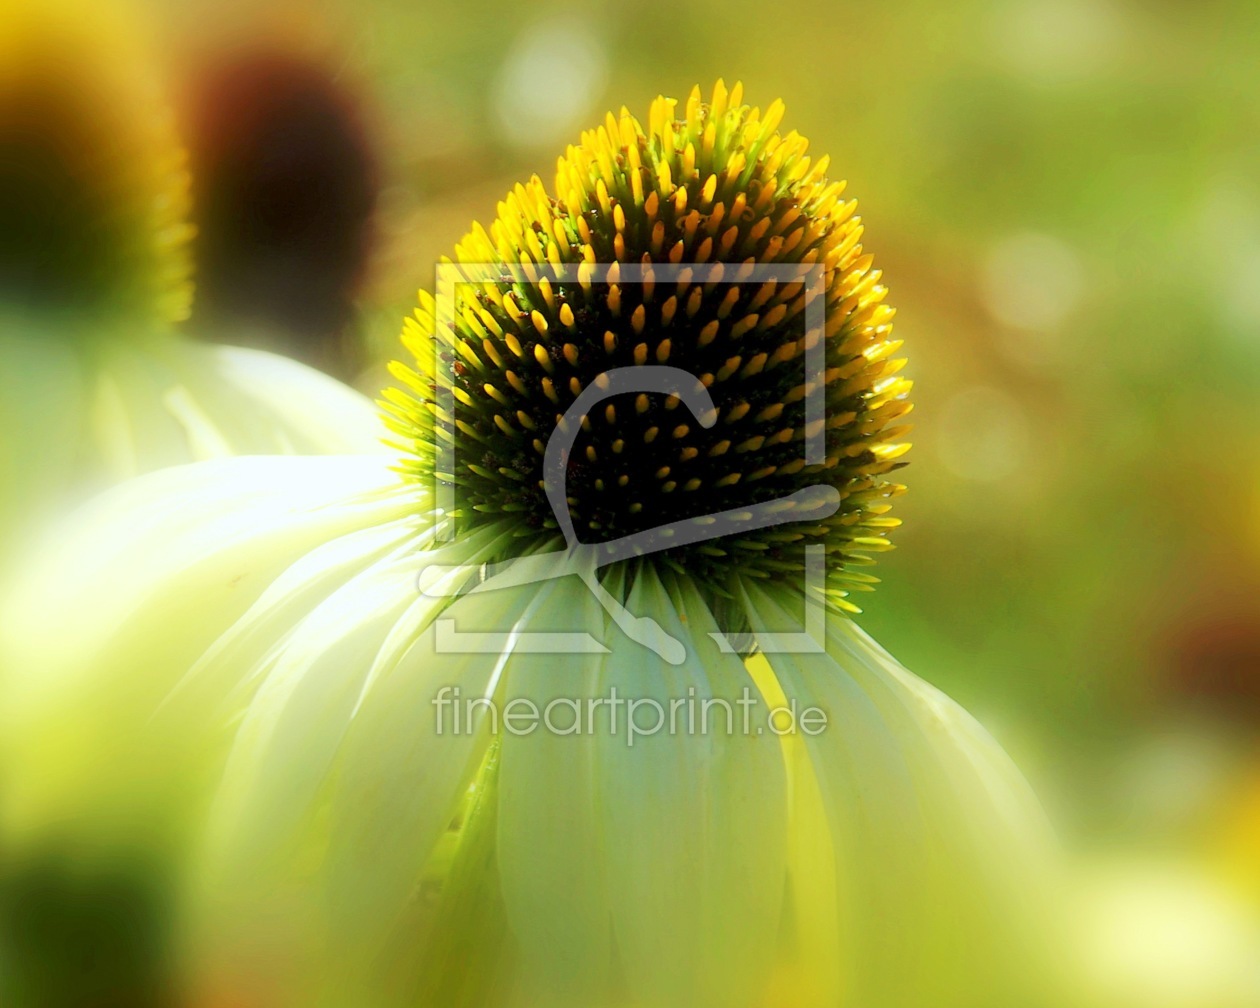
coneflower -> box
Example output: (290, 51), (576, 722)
(0, 0), (385, 549)
(1, 82), (1055, 1007)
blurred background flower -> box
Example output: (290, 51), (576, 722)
(178, 33), (380, 381)
(0, 0), (386, 564)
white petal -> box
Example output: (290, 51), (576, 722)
(0, 454), (410, 842)
(584, 570), (787, 1007)
(87, 337), (388, 481)
(744, 581), (1055, 1007)
(193, 525), (548, 1002)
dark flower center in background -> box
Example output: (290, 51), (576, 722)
(184, 50), (378, 379)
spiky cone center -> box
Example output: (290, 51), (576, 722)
(385, 82), (911, 614)
(0, 1), (194, 331)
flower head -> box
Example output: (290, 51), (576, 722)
(0, 0), (193, 329)
(386, 81), (909, 615)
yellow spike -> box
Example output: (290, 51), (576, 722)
(741, 352), (768, 377)
(629, 154), (644, 207)
(656, 339), (672, 363)
(760, 302), (788, 330)
(481, 338), (504, 369)
(702, 121), (716, 159)
(685, 85), (702, 125)
(661, 296), (678, 326)
(578, 258), (596, 291)
(711, 79), (729, 118)
(730, 313), (759, 340)
(633, 343), (648, 366)
(698, 320), (720, 347)
(534, 343), (553, 373)
(631, 303), (646, 335)
(716, 357), (742, 382)
(657, 159), (673, 193)
(649, 95), (666, 138)
(559, 303), (576, 328)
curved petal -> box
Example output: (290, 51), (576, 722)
(87, 336), (388, 481)
(744, 580), (1056, 1008)
(191, 525), (558, 1003)
(0, 454), (411, 846)
(580, 570), (788, 1008)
